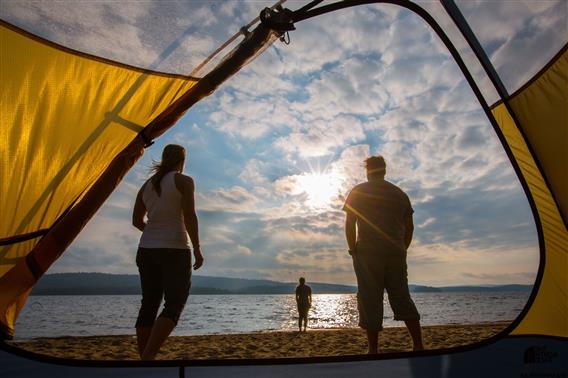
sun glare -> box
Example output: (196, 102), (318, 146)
(296, 172), (342, 208)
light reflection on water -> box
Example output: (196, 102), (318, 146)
(309, 294), (358, 329)
(14, 292), (530, 340)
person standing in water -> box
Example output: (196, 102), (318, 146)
(132, 144), (203, 360)
(295, 277), (312, 332)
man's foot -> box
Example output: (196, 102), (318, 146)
(413, 343), (424, 351)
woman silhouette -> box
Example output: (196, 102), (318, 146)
(132, 144), (203, 360)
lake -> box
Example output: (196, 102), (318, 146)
(14, 292), (531, 340)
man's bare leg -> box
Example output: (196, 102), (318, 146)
(136, 326), (152, 358)
(141, 317), (176, 360)
(366, 330), (379, 354)
(404, 319), (424, 350)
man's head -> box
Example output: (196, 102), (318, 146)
(365, 156), (386, 181)
(299, 277), (305, 285)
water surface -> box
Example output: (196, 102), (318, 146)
(14, 292), (530, 340)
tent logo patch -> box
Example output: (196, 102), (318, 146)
(523, 346), (558, 364)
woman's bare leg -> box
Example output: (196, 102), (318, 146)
(136, 326), (153, 358)
(141, 317), (176, 360)
(404, 320), (424, 350)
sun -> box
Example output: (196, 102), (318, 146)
(296, 172), (342, 208)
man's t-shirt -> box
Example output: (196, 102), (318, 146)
(296, 285), (312, 307)
(343, 179), (413, 249)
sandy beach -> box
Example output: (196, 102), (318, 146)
(9, 322), (509, 360)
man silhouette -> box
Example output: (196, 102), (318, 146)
(295, 277), (312, 332)
(343, 156), (423, 353)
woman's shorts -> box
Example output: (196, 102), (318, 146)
(135, 247), (191, 327)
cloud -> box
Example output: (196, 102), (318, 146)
(238, 159), (270, 186)
(2, 1), (157, 68)
(270, 228), (339, 245)
(329, 144), (370, 191)
(274, 115), (366, 158)
(275, 247), (349, 269)
(27, 1), (552, 288)
(407, 243), (538, 286)
(457, 0), (567, 91)
(190, 5), (218, 27)
(50, 246), (136, 274)
(198, 185), (260, 212)
(291, 57), (390, 119)
(412, 181), (537, 249)
(273, 175), (303, 196)
(0, 1), (274, 76)
(269, 244), (356, 284)
(267, 145), (370, 215)
(206, 88), (303, 140)
(49, 181), (141, 274)
(237, 245), (253, 256)
(461, 271), (537, 283)
(263, 211), (344, 239)
(417, 217), (436, 228)
(275, 5), (398, 76)
(229, 57), (296, 96)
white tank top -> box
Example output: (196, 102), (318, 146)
(138, 171), (190, 249)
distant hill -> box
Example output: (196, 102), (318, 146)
(436, 284), (533, 292)
(29, 273), (532, 296)
(29, 273), (357, 296)
(409, 285), (442, 293)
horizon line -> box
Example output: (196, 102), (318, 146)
(42, 272), (534, 288)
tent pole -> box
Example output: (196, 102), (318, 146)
(440, 0), (568, 230)
(440, 0), (509, 99)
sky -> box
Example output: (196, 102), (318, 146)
(3, 0), (566, 286)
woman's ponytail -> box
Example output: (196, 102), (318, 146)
(150, 144), (186, 196)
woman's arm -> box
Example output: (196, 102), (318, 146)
(179, 174), (203, 270)
(132, 184), (147, 232)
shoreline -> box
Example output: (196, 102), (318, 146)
(9, 322), (510, 360)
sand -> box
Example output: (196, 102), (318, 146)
(9, 322), (510, 360)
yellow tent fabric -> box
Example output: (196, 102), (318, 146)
(491, 46), (568, 338)
(0, 0), (566, 345)
(0, 12), (278, 339)
(0, 21), (197, 337)
(507, 48), (568, 225)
